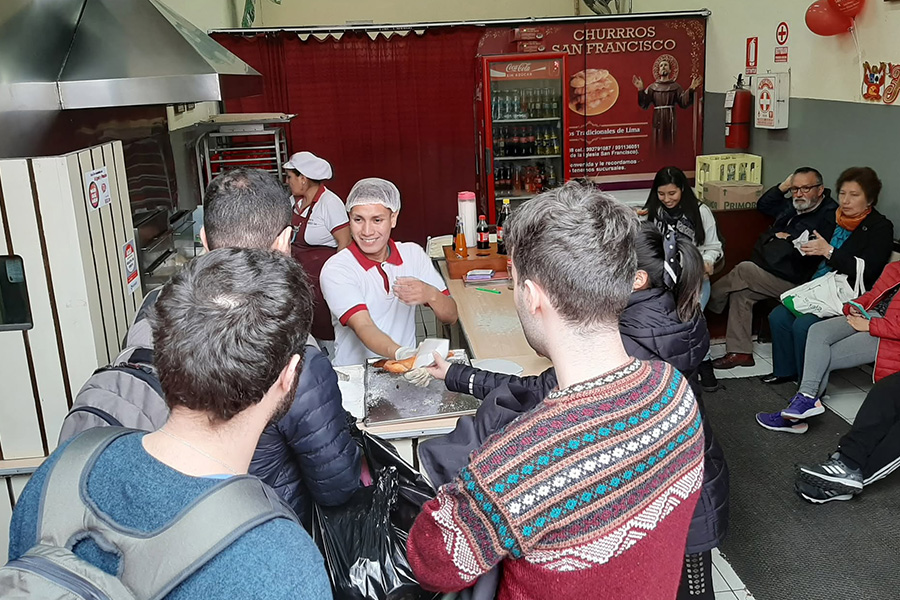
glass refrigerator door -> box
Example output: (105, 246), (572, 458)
(485, 54), (567, 219)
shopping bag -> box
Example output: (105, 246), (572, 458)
(781, 257), (866, 318)
(312, 466), (438, 600)
(356, 428), (435, 532)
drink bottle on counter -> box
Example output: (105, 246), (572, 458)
(454, 216), (468, 258)
(497, 199), (511, 255)
(476, 214), (490, 250)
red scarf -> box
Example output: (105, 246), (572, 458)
(836, 207), (871, 232)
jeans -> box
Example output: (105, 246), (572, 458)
(700, 277), (711, 311)
(769, 304), (822, 378)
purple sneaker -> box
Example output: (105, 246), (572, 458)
(781, 393), (825, 420)
(756, 411), (809, 434)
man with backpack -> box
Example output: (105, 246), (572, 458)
(3, 248), (332, 599)
(60, 168), (362, 530)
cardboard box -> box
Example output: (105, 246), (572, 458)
(701, 181), (764, 211)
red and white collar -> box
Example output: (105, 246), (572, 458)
(294, 184), (327, 215)
(348, 239), (403, 270)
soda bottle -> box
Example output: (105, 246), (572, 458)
(542, 88), (551, 118)
(502, 165), (510, 192)
(551, 131), (560, 155)
(547, 164), (558, 188)
(454, 216), (468, 258)
(497, 127), (506, 157)
(476, 214), (490, 250)
(497, 198), (511, 255)
(511, 128), (521, 157)
(550, 88), (559, 117)
(526, 127), (536, 156)
(511, 166), (521, 194)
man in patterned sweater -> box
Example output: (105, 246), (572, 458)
(407, 181), (705, 599)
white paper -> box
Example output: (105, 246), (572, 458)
(792, 230), (810, 256)
(334, 364), (365, 420)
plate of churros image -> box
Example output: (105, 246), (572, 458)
(569, 68), (619, 116)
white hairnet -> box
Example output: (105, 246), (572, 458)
(345, 177), (401, 212)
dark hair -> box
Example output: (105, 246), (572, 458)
(287, 168), (324, 186)
(204, 168), (292, 250)
(644, 166), (706, 246)
(505, 181), (639, 329)
(152, 248), (313, 421)
(793, 166), (824, 186)
(635, 223), (704, 322)
(837, 166), (882, 206)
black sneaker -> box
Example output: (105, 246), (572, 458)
(698, 359), (718, 393)
(798, 453), (863, 494)
(795, 480), (854, 504)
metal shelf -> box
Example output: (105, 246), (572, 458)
(495, 154), (561, 161)
(493, 117), (561, 124)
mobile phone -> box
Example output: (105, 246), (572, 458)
(847, 300), (871, 320)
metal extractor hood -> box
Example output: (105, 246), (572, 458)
(0, 0), (262, 111)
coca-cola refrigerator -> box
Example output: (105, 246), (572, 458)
(476, 53), (570, 222)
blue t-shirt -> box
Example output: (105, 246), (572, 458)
(7, 432), (333, 600)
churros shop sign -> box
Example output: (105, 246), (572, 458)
(479, 17), (707, 185)
(551, 25), (678, 55)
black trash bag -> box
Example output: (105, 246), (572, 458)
(312, 466), (438, 600)
(355, 428), (436, 532)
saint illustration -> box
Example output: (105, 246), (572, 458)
(633, 55), (702, 149)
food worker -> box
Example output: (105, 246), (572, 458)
(320, 177), (458, 367)
(284, 151), (351, 348)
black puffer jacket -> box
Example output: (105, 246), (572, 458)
(250, 344), (361, 530)
(419, 287), (729, 554)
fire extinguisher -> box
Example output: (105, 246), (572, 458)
(725, 74), (752, 149)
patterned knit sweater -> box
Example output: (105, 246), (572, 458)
(408, 359), (704, 600)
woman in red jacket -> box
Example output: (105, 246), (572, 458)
(757, 260), (900, 433)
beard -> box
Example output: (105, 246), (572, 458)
(269, 367), (301, 425)
(515, 289), (549, 359)
(792, 196), (818, 212)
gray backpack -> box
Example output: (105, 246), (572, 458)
(1, 427), (298, 599)
(58, 292), (167, 445)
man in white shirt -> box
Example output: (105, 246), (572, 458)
(321, 178), (458, 367)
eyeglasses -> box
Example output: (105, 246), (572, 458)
(789, 184), (822, 195)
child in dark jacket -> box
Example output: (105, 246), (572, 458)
(420, 224), (729, 600)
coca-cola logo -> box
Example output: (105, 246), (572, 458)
(505, 63), (533, 73)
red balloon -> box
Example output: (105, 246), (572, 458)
(829, 0), (865, 18)
(806, 0), (853, 36)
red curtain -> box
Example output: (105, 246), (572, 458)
(214, 29), (485, 245)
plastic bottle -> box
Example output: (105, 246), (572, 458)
(497, 199), (511, 255)
(476, 214), (490, 250)
(457, 191), (477, 248)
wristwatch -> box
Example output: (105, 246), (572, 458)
(827, 246), (834, 260)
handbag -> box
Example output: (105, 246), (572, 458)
(781, 257), (866, 318)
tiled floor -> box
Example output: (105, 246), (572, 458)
(709, 341), (872, 425)
(713, 548), (756, 599)
(707, 340), (874, 599)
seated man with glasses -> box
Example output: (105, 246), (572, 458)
(708, 167), (838, 369)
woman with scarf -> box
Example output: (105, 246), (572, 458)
(644, 166), (724, 391)
(757, 167), (894, 433)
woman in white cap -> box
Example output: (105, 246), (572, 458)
(284, 151), (351, 344)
